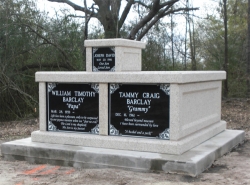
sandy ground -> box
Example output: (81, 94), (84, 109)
(0, 99), (250, 185)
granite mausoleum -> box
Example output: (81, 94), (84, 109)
(1, 39), (245, 176)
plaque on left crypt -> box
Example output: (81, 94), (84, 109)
(47, 83), (99, 134)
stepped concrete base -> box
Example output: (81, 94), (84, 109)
(1, 130), (245, 177)
(31, 121), (227, 155)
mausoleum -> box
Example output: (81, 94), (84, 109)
(1, 39), (245, 176)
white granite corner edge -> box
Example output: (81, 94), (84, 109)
(39, 82), (46, 131)
(99, 83), (108, 135)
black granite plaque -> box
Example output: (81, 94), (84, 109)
(109, 84), (170, 139)
(47, 83), (99, 134)
(92, 47), (115, 72)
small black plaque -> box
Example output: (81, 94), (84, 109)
(109, 84), (170, 139)
(47, 83), (99, 134)
(92, 47), (115, 72)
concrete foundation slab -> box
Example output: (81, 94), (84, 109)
(1, 130), (245, 177)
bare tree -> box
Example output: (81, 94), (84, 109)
(48, 0), (198, 40)
(223, 0), (229, 97)
(184, 0), (188, 70)
(247, 0), (250, 97)
(170, 7), (175, 69)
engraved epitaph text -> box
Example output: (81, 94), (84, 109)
(47, 83), (99, 134)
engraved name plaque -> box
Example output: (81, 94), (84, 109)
(47, 83), (99, 134)
(109, 84), (170, 139)
(92, 47), (115, 72)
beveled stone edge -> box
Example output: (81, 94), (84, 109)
(35, 71), (226, 84)
(84, 39), (146, 48)
(31, 121), (226, 155)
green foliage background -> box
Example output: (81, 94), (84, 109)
(0, 0), (85, 121)
(195, 0), (248, 97)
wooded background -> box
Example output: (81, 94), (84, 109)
(0, 0), (249, 121)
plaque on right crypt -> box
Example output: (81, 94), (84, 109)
(109, 84), (170, 140)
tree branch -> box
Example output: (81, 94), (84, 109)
(136, 4), (170, 41)
(65, 14), (86, 19)
(162, 7), (199, 16)
(17, 23), (76, 71)
(159, 0), (179, 9)
(130, 3), (199, 40)
(127, 0), (161, 39)
(48, 0), (97, 17)
(119, 0), (135, 30)
(0, 73), (38, 104)
(19, 63), (72, 71)
(135, 0), (151, 9)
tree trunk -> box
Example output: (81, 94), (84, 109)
(98, 7), (119, 38)
(84, 0), (88, 40)
(247, 0), (250, 97)
(192, 18), (196, 69)
(188, 17), (196, 70)
(223, 0), (229, 97)
(95, 0), (120, 38)
(171, 12), (175, 69)
(184, 1), (188, 70)
(184, 0), (189, 70)
(103, 18), (118, 38)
